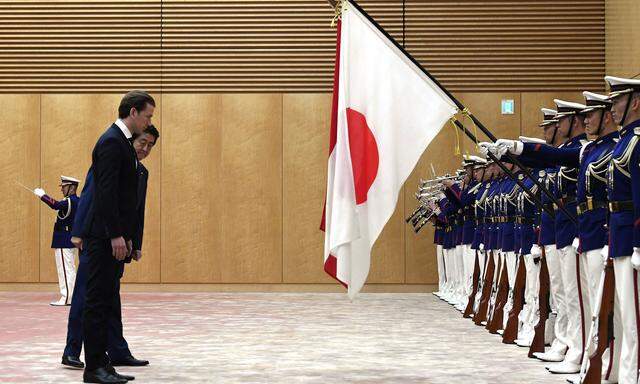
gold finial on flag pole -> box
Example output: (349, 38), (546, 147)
(331, 0), (346, 27)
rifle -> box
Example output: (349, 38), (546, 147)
(502, 254), (527, 343)
(463, 249), (481, 318)
(528, 248), (551, 357)
(473, 252), (489, 314)
(485, 252), (503, 329)
(579, 258), (615, 384)
(487, 255), (510, 334)
(474, 250), (495, 325)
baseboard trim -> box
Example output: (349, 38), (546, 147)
(0, 283), (437, 293)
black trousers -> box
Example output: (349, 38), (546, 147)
(82, 237), (124, 371)
(65, 256), (130, 360)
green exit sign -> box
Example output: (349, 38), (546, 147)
(501, 99), (515, 115)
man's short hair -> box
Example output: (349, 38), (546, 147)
(132, 124), (160, 142)
(118, 90), (156, 119)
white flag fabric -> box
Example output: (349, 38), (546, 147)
(322, 1), (458, 298)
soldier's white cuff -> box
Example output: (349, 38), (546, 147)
(512, 141), (524, 155)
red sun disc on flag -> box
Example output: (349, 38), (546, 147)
(346, 108), (379, 205)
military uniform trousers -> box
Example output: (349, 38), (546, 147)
(54, 248), (77, 305)
(579, 248), (621, 382)
(436, 244), (445, 293)
(556, 242), (591, 365)
(545, 244), (571, 355)
(612, 256), (640, 384)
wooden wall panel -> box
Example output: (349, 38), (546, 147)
(0, 0), (603, 93)
(605, 0), (640, 79)
(0, 95), (40, 282)
(520, 92), (583, 139)
(0, 0), (161, 93)
(405, 130), (462, 284)
(282, 94), (333, 283)
(219, 94), (283, 283)
(455, 92), (521, 145)
(406, 0), (605, 91)
(39, 94), (162, 283)
(39, 94), (121, 282)
(161, 94), (223, 283)
(5, 91), (608, 287)
(368, 200), (405, 283)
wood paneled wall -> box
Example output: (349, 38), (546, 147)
(0, 92), (590, 285)
(0, 0), (604, 92)
(605, 0), (640, 79)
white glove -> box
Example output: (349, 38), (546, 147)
(632, 248), (640, 270)
(495, 139), (524, 156)
(600, 245), (609, 264)
(530, 244), (542, 258)
(572, 237), (580, 250)
(33, 188), (45, 197)
(479, 243), (484, 251)
(478, 142), (494, 158)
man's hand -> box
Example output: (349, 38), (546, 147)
(600, 245), (609, 264)
(428, 200), (441, 215)
(71, 236), (83, 250)
(478, 142), (494, 158)
(34, 188), (45, 197)
(133, 250), (142, 262)
(495, 139), (524, 156)
(632, 247), (640, 270)
(111, 237), (127, 260)
(530, 244), (542, 258)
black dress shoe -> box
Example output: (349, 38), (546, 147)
(105, 365), (135, 381)
(110, 355), (149, 367)
(83, 367), (128, 383)
(61, 355), (85, 369)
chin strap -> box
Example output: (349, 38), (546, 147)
(551, 126), (559, 144)
(595, 109), (605, 136)
(620, 93), (633, 128)
(566, 115), (575, 140)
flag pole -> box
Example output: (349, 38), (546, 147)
(329, 0), (576, 224)
(452, 120), (555, 218)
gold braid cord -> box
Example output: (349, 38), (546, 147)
(460, 107), (480, 151)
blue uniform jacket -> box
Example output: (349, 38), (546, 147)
(41, 193), (79, 249)
(607, 119), (640, 257)
(517, 174), (539, 255)
(500, 176), (518, 252)
(517, 132), (616, 252)
(485, 179), (502, 250)
(517, 134), (586, 248)
(445, 181), (478, 245)
(471, 181), (488, 250)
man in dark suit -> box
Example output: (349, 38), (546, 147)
(62, 125), (159, 371)
(82, 90), (155, 384)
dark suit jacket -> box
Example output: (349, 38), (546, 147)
(83, 124), (139, 241)
(133, 163), (148, 251)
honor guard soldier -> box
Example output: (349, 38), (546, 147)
(470, 159), (490, 315)
(443, 157), (482, 310)
(33, 175), (81, 306)
(604, 75), (640, 384)
(499, 100), (588, 373)
(489, 93), (624, 381)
